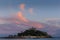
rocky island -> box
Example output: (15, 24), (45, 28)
(5, 27), (52, 39)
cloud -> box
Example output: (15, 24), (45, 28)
(20, 3), (25, 10)
(0, 19), (6, 24)
(29, 8), (33, 15)
(0, 3), (43, 29)
(18, 3), (29, 23)
(17, 11), (29, 22)
(44, 18), (60, 27)
(0, 18), (11, 24)
(0, 17), (20, 24)
(45, 18), (60, 21)
(30, 22), (43, 28)
(0, 10), (29, 24)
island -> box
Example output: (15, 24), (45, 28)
(4, 27), (52, 39)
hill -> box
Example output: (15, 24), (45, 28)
(7, 27), (52, 38)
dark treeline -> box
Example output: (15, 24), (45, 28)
(7, 27), (52, 38)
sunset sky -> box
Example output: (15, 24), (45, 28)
(0, 0), (60, 22)
(0, 0), (60, 37)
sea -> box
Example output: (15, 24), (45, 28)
(0, 38), (60, 40)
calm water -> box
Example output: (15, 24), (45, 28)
(0, 38), (60, 40)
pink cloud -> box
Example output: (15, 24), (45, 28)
(20, 3), (25, 10)
(0, 3), (44, 29)
(17, 11), (29, 22)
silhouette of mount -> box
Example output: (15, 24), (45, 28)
(7, 27), (52, 38)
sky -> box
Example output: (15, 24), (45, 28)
(0, 0), (60, 22)
(0, 0), (60, 37)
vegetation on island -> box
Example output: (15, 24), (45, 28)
(7, 27), (52, 38)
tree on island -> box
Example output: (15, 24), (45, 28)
(17, 27), (52, 38)
(7, 27), (52, 38)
